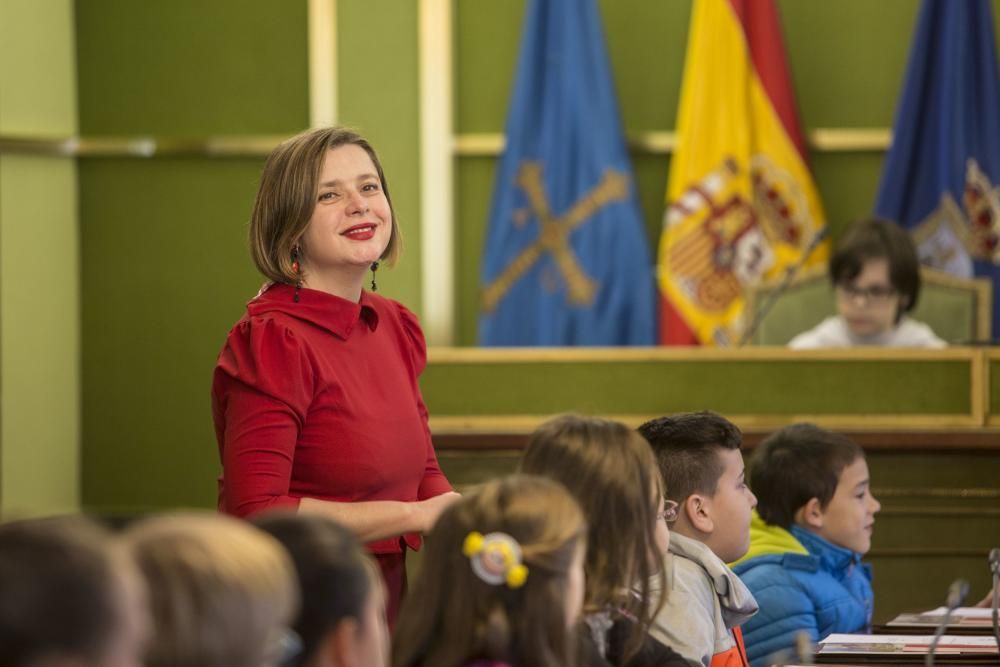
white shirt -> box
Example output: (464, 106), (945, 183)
(788, 315), (947, 349)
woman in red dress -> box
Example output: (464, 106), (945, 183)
(212, 127), (459, 624)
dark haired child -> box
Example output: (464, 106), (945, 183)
(638, 411), (759, 667)
(255, 513), (390, 667)
(731, 424), (881, 667)
(0, 516), (149, 667)
(789, 217), (945, 348)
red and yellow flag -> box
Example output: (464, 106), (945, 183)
(658, 0), (828, 345)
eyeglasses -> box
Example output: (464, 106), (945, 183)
(835, 283), (898, 305)
(657, 499), (680, 523)
(270, 627), (303, 667)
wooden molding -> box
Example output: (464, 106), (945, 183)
(453, 128), (892, 156)
(427, 346), (977, 363)
(432, 429), (1000, 451)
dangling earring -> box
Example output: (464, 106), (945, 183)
(370, 260), (380, 292)
(292, 245), (303, 303)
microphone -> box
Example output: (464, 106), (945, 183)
(739, 226), (830, 347)
(926, 579), (969, 667)
(764, 630), (814, 666)
(990, 549), (1000, 658)
(946, 579), (970, 609)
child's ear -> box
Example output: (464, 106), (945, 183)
(794, 497), (825, 530)
(685, 494), (714, 534)
(317, 618), (360, 667)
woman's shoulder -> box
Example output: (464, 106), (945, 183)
(365, 291), (422, 328)
(366, 291), (428, 368)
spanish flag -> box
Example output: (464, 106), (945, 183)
(658, 0), (828, 345)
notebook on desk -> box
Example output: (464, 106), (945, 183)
(882, 607), (996, 635)
(815, 633), (998, 664)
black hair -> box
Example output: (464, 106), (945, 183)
(638, 411), (743, 505)
(0, 516), (123, 666)
(750, 423), (864, 528)
(829, 217), (921, 322)
(254, 513), (372, 667)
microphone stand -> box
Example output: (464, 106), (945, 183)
(739, 227), (829, 347)
(764, 631), (814, 667)
(926, 579), (969, 667)
(990, 548), (1000, 658)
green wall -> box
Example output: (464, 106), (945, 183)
(0, 0), (80, 516)
(75, 0), (310, 512)
(75, 0), (425, 512)
(337, 0), (424, 310)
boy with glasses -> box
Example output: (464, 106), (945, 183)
(789, 217), (945, 348)
(639, 412), (759, 667)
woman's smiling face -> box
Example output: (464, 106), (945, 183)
(300, 144), (392, 274)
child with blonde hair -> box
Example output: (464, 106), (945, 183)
(125, 512), (299, 667)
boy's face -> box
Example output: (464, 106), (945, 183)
(811, 456), (881, 554)
(706, 448), (757, 563)
(835, 257), (902, 338)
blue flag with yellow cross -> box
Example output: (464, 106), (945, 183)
(477, 0), (657, 346)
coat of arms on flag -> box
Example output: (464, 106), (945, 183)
(912, 159), (1000, 276)
(658, 0), (828, 346)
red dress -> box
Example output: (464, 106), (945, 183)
(212, 283), (452, 622)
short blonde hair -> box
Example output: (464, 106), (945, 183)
(249, 127), (402, 284)
(124, 512), (299, 667)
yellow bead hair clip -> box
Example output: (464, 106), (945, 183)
(463, 531), (529, 589)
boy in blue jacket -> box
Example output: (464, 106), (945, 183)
(731, 424), (881, 667)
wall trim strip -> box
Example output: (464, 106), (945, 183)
(454, 128), (893, 156)
(0, 127), (893, 158)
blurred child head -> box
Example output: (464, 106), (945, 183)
(518, 415), (668, 653)
(125, 512), (299, 667)
(255, 513), (389, 667)
(392, 475), (586, 667)
(751, 423), (881, 554)
(0, 515), (148, 667)
(830, 217), (921, 338)
(639, 411), (757, 563)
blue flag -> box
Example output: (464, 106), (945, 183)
(477, 0), (656, 346)
(875, 0), (1000, 338)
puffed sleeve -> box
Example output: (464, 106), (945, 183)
(212, 316), (315, 517)
(396, 303), (453, 499)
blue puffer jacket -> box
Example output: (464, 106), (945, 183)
(731, 514), (874, 667)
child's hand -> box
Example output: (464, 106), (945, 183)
(973, 583), (998, 608)
(415, 492), (462, 533)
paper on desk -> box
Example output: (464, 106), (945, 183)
(922, 607), (996, 618)
(819, 634), (997, 654)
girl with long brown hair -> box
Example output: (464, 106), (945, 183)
(393, 475), (587, 667)
(519, 415), (688, 667)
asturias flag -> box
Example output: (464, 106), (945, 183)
(658, 0), (828, 346)
(875, 0), (1000, 338)
(477, 0), (657, 346)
